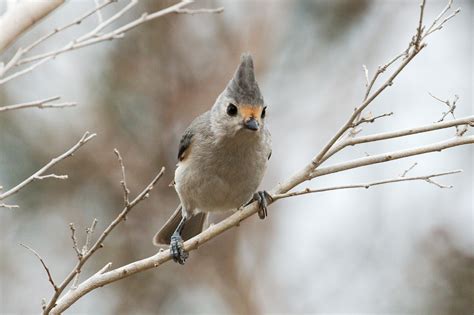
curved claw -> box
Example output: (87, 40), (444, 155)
(253, 190), (272, 220)
(170, 232), (188, 264)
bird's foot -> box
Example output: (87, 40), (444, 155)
(253, 190), (273, 220)
(170, 232), (188, 264)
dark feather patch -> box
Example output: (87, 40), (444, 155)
(268, 150), (272, 160)
(178, 130), (193, 161)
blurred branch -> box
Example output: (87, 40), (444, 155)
(0, 132), (96, 208)
(0, 0), (223, 85)
(43, 166), (165, 315)
(0, 96), (76, 113)
(0, 0), (65, 52)
(0, 203), (19, 209)
(272, 169), (462, 201)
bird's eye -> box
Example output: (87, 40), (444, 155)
(226, 103), (238, 116)
(261, 106), (267, 119)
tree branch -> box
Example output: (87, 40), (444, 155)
(0, 96), (76, 112)
(323, 115), (474, 164)
(310, 136), (474, 179)
(43, 167), (165, 315)
(28, 1), (471, 313)
(0, 132), (96, 207)
(0, 0), (65, 53)
(272, 169), (461, 201)
(20, 243), (58, 295)
(0, 0), (223, 85)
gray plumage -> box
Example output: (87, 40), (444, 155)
(153, 53), (271, 247)
(225, 53), (264, 105)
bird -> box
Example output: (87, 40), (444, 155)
(153, 53), (272, 264)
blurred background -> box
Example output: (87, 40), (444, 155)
(0, 0), (472, 314)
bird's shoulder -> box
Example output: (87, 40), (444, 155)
(177, 111), (211, 161)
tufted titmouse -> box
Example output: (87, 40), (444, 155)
(152, 53), (272, 264)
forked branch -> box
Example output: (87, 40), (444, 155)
(0, 132), (96, 208)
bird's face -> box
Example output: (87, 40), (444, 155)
(224, 100), (266, 132)
(211, 96), (267, 138)
(211, 54), (266, 138)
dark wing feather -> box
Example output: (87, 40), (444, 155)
(177, 111), (211, 161)
(268, 150), (272, 160)
(178, 129), (193, 161)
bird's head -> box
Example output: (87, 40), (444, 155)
(211, 53), (267, 137)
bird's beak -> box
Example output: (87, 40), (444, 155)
(244, 117), (259, 131)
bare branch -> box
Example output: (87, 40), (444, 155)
(93, 0), (105, 24)
(34, 174), (68, 180)
(69, 223), (82, 260)
(82, 218), (98, 255)
(114, 149), (130, 207)
(0, 57), (51, 85)
(323, 115), (473, 165)
(0, 96), (76, 113)
(0, 0), (65, 52)
(272, 170), (461, 201)
(43, 167), (165, 315)
(429, 92), (459, 122)
(32, 1), (470, 313)
(362, 64), (369, 87)
(0, 132), (96, 204)
(415, 0), (426, 48)
(400, 162), (418, 177)
(0, 0), (223, 85)
(313, 41), (424, 175)
(310, 136), (474, 179)
(352, 111), (394, 128)
(174, 7), (225, 15)
(423, 3), (461, 39)
(0, 203), (19, 209)
(20, 243), (58, 293)
(23, 0), (117, 55)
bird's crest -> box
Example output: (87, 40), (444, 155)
(225, 53), (264, 105)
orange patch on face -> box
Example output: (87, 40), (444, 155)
(239, 104), (263, 121)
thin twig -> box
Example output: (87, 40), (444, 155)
(69, 223), (82, 260)
(34, 174), (68, 180)
(310, 136), (474, 179)
(429, 92), (459, 122)
(0, 132), (96, 203)
(272, 170), (461, 201)
(0, 0), (222, 85)
(323, 115), (474, 164)
(400, 162), (418, 177)
(44, 167), (165, 315)
(93, 0), (105, 24)
(415, 0), (426, 48)
(0, 96), (76, 113)
(20, 243), (58, 292)
(0, 203), (19, 209)
(114, 149), (130, 207)
(21, 0), (116, 54)
(352, 111), (394, 128)
(82, 218), (98, 255)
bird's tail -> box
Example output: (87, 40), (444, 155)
(153, 205), (208, 246)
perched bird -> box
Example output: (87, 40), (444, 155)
(153, 53), (272, 264)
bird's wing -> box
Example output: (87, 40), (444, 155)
(177, 111), (211, 161)
(178, 128), (193, 161)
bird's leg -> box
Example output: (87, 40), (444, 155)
(170, 216), (189, 264)
(246, 191), (273, 219)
